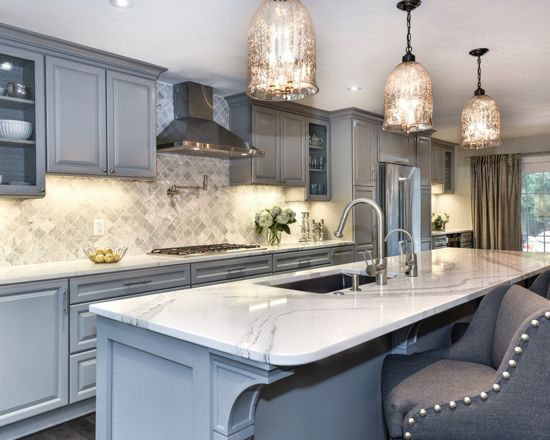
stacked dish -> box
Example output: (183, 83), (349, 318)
(0, 120), (33, 140)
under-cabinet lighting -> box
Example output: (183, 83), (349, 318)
(347, 85), (362, 92)
(109, 0), (135, 9)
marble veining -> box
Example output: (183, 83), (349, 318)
(91, 248), (550, 366)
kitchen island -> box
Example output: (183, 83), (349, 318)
(91, 248), (550, 440)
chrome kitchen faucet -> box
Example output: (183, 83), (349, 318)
(334, 198), (387, 286)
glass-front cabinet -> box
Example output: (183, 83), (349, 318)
(0, 44), (45, 197)
(307, 118), (330, 200)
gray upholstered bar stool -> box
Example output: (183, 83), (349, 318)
(529, 269), (550, 299)
(381, 284), (550, 440)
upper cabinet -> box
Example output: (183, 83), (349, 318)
(431, 139), (456, 194)
(0, 24), (166, 197)
(378, 130), (414, 165)
(46, 57), (107, 175)
(106, 71), (156, 178)
(415, 134), (432, 189)
(352, 117), (379, 187)
(46, 58), (156, 178)
(227, 95), (329, 195)
(0, 44), (45, 198)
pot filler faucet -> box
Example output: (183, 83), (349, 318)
(384, 229), (418, 277)
(334, 198), (387, 286)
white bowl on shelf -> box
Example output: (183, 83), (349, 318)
(0, 120), (33, 140)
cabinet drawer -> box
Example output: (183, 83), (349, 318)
(332, 245), (356, 265)
(273, 249), (333, 273)
(69, 264), (190, 304)
(70, 303), (97, 353)
(191, 255), (272, 286)
(69, 350), (96, 403)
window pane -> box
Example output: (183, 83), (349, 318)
(527, 172), (544, 193)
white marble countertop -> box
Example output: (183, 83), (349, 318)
(0, 240), (353, 286)
(91, 248), (550, 367)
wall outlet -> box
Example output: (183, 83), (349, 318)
(93, 219), (105, 236)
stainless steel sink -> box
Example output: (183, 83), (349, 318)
(271, 273), (376, 294)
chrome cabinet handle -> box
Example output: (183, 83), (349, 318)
(124, 280), (152, 287)
(110, 168), (116, 174)
(102, 168), (107, 174)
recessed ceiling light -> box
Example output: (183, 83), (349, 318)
(348, 85), (362, 92)
(0, 61), (13, 71)
(109, 0), (135, 9)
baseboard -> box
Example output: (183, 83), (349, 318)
(0, 399), (95, 440)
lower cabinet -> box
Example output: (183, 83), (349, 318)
(273, 249), (333, 273)
(0, 280), (68, 427)
(69, 350), (96, 404)
(332, 245), (356, 265)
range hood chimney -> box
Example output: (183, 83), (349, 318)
(157, 82), (263, 159)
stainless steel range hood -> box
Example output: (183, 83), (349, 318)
(157, 81), (263, 159)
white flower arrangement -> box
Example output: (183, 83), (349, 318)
(255, 206), (297, 245)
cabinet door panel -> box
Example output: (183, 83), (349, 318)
(421, 189), (432, 240)
(46, 56), (106, 175)
(332, 245), (356, 265)
(107, 71), (156, 178)
(353, 186), (377, 253)
(379, 130), (412, 165)
(353, 119), (378, 187)
(252, 105), (280, 184)
(431, 146), (444, 183)
(69, 350), (97, 403)
(0, 280), (68, 426)
(281, 113), (306, 186)
(416, 135), (432, 188)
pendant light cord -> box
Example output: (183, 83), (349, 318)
(406, 11), (413, 54)
(477, 56), (482, 90)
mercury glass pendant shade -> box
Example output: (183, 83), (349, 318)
(461, 94), (501, 149)
(247, 0), (319, 101)
(460, 48), (501, 149)
(383, 60), (433, 133)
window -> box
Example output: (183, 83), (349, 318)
(522, 155), (550, 252)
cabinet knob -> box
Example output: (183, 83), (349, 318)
(102, 168), (107, 174)
(40, 188), (45, 193)
(110, 169), (116, 174)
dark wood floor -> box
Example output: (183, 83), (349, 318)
(20, 414), (95, 440)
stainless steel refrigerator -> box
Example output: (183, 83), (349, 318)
(379, 163), (421, 257)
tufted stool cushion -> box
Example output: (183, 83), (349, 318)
(382, 357), (496, 439)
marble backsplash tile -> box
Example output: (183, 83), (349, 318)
(0, 82), (310, 266)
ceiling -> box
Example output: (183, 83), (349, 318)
(1, 0), (549, 142)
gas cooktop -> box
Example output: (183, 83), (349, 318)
(149, 244), (264, 257)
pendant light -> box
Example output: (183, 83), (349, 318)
(247, 0), (319, 102)
(460, 48), (501, 149)
(383, 0), (433, 133)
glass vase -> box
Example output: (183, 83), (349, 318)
(267, 229), (282, 246)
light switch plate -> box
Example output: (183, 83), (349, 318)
(93, 219), (105, 236)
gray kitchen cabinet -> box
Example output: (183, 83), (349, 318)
(379, 130), (413, 165)
(191, 255), (273, 285)
(0, 43), (46, 198)
(46, 56), (107, 175)
(416, 134), (432, 189)
(251, 105), (281, 184)
(272, 248), (333, 273)
(353, 186), (377, 256)
(70, 302), (97, 353)
(332, 245), (356, 265)
(0, 279), (68, 427)
(69, 350), (96, 404)
(106, 71), (156, 178)
(353, 118), (379, 187)
(420, 239), (432, 252)
(421, 189), (432, 241)
(47, 57), (157, 179)
(280, 112), (306, 186)
(69, 264), (191, 304)
(431, 140), (455, 193)
(306, 117), (331, 200)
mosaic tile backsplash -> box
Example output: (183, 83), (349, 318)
(0, 83), (310, 266)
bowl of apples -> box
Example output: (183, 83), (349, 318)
(84, 247), (127, 264)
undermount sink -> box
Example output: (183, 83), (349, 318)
(271, 272), (376, 294)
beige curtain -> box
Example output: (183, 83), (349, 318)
(471, 154), (522, 250)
